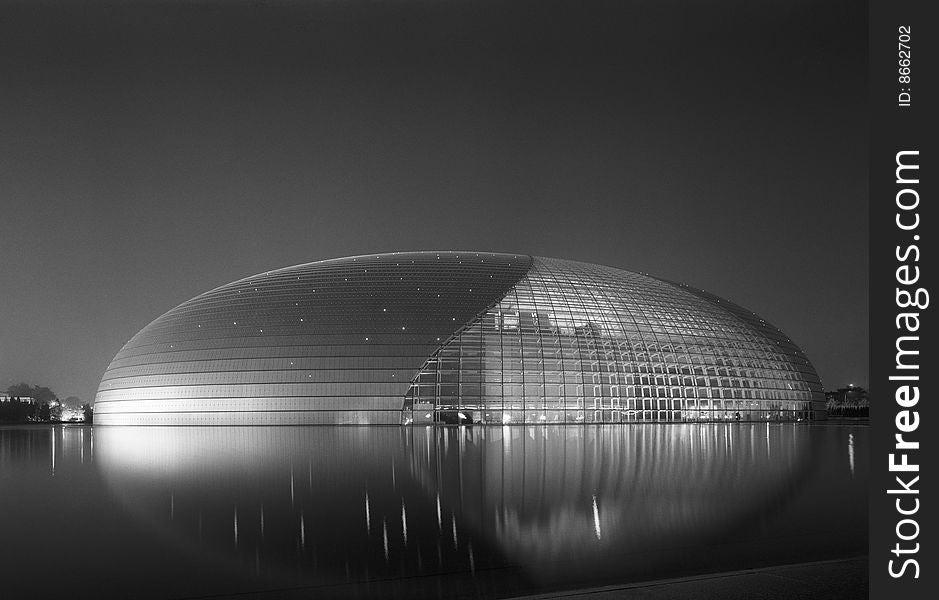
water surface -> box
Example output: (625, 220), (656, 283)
(0, 423), (867, 599)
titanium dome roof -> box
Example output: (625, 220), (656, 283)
(94, 251), (825, 425)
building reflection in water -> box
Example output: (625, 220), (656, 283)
(87, 422), (850, 595)
(412, 424), (818, 583)
(0, 422), (869, 597)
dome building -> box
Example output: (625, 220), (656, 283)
(94, 252), (825, 425)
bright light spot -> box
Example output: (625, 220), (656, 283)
(848, 432), (855, 477)
(592, 495), (601, 540)
(502, 414), (512, 424)
(401, 503), (408, 545)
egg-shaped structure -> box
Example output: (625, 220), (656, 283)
(94, 252), (825, 425)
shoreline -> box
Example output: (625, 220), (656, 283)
(509, 556), (867, 600)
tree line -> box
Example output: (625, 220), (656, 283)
(0, 383), (93, 423)
(825, 385), (869, 418)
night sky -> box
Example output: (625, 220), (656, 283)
(1, 0), (867, 404)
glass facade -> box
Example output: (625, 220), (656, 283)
(405, 257), (825, 424)
(95, 252), (825, 425)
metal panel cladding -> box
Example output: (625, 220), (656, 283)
(96, 252), (825, 425)
(405, 257), (826, 424)
(94, 252), (532, 425)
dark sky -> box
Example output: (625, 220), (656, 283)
(1, 0), (867, 403)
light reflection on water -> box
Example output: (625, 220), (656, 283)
(0, 423), (867, 599)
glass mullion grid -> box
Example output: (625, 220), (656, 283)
(557, 261), (604, 423)
(534, 273), (567, 422)
(400, 256), (821, 425)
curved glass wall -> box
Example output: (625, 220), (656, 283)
(96, 252), (824, 425)
(95, 252), (531, 425)
(405, 257), (824, 424)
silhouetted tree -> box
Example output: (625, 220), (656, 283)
(5, 383), (65, 421)
(825, 385), (869, 417)
(82, 404), (94, 424)
(7, 383), (58, 405)
(64, 396), (84, 409)
(0, 397), (40, 422)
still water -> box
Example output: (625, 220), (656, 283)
(1, 423), (866, 599)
